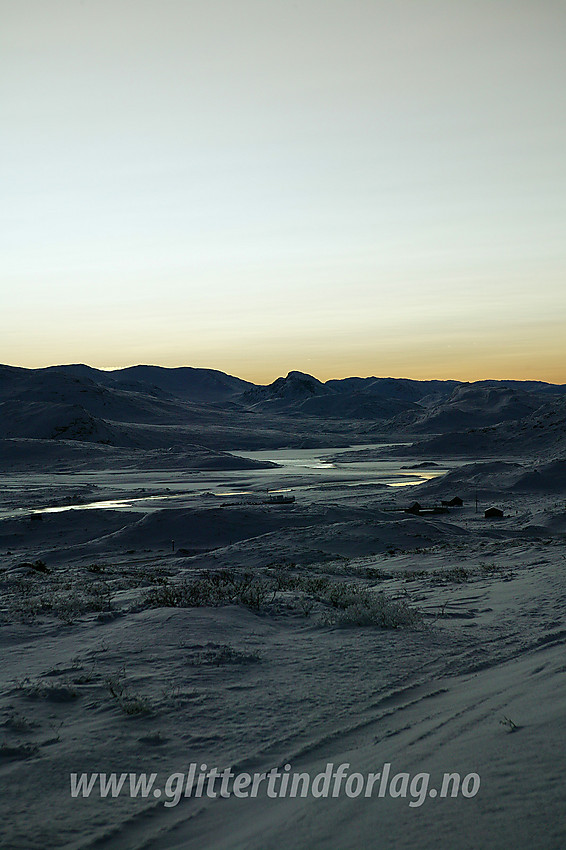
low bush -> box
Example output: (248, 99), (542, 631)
(315, 583), (422, 629)
(144, 570), (276, 611)
(144, 568), (421, 629)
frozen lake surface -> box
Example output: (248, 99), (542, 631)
(1, 444), (457, 518)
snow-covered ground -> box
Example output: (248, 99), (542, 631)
(1, 441), (565, 849)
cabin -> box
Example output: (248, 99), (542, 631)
(442, 496), (464, 507)
(266, 494), (295, 504)
(405, 501), (422, 515)
(484, 507), (504, 518)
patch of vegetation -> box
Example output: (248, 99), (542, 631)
(13, 677), (80, 702)
(138, 732), (168, 746)
(189, 644), (261, 666)
(16, 559), (49, 573)
(3, 711), (39, 732)
(105, 672), (153, 716)
(500, 715), (520, 733)
(3, 571), (114, 624)
(316, 583), (422, 629)
(434, 567), (472, 584)
(144, 570), (277, 611)
(86, 563), (107, 574)
(144, 568), (421, 629)
(403, 563), (514, 584)
(0, 740), (39, 760)
(480, 562), (509, 575)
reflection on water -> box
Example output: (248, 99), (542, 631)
(8, 444), (452, 518)
(31, 494), (169, 515)
(212, 491), (254, 497)
(27, 493), (184, 516)
(388, 471), (442, 488)
(34, 500), (136, 514)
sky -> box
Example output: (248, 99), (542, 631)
(2, 0), (565, 384)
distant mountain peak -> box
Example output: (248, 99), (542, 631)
(284, 370), (321, 381)
(267, 371), (329, 398)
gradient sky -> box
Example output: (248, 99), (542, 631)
(2, 0), (565, 383)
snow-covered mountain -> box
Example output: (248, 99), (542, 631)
(241, 371), (330, 404)
(386, 384), (545, 434)
(0, 365), (347, 454)
(40, 364), (253, 402)
(325, 376), (459, 404)
(389, 396), (566, 460)
(240, 371), (418, 419)
(2, 364), (565, 456)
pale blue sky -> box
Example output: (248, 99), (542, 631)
(2, 0), (565, 382)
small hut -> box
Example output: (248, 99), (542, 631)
(405, 502), (421, 515)
(484, 507), (504, 518)
(442, 496), (464, 507)
(266, 494), (295, 504)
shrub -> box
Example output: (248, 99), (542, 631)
(14, 678), (79, 702)
(143, 568), (421, 629)
(315, 583), (422, 629)
(105, 672), (153, 716)
(4, 572), (114, 624)
(144, 570), (276, 612)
